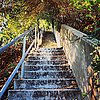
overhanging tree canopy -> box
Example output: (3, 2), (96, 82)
(0, 0), (100, 45)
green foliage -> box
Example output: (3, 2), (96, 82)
(0, 0), (36, 46)
(91, 49), (100, 72)
(62, 0), (100, 35)
(39, 19), (51, 30)
(37, 12), (55, 30)
(0, 17), (3, 26)
(82, 92), (88, 98)
(0, 0), (99, 46)
(70, 0), (99, 9)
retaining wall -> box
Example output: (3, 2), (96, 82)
(55, 24), (100, 99)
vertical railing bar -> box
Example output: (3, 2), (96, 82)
(41, 29), (43, 46)
(35, 26), (37, 48)
(37, 31), (40, 48)
(21, 35), (26, 78)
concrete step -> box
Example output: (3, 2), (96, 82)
(29, 51), (65, 55)
(8, 89), (82, 100)
(30, 48), (64, 52)
(27, 55), (66, 60)
(25, 60), (67, 65)
(24, 71), (74, 79)
(30, 50), (65, 54)
(28, 53), (65, 56)
(27, 55), (66, 59)
(14, 78), (78, 89)
(32, 47), (63, 51)
(26, 59), (67, 62)
(24, 64), (70, 71)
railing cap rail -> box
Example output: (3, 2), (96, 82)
(61, 24), (100, 48)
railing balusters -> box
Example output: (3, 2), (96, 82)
(35, 26), (37, 48)
(41, 29), (43, 46)
(21, 35), (26, 78)
(37, 31), (40, 48)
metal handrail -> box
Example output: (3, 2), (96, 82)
(0, 28), (33, 54)
(0, 25), (45, 98)
(0, 27), (35, 98)
(0, 40), (35, 98)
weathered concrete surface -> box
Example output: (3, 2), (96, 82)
(59, 25), (99, 96)
(14, 79), (77, 89)
(8, 47), (82, 100)
(8, 89), (81, 100)
(24, 70), (74, 79)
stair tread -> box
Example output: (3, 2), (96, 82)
(25, 64), (69, 66)
(24, 65), (70, 71)
(14, 78), (76, 81)
(28, 53), (65, 56)
(24, 72), (74, 79)
(27, 58), (66, 61)
(24, 70), (71, 72)
(30, 51), (64, 54)
(28, 55), (66, 57)
(29, 52), (64, 55)
(32, 49), (63, 51)
(26, 59), (67, 62)
(24, 70), (72, 72)
(30, 50), (64, 52)
(9, 88), (81, 92)
(32, 47), (63, 51)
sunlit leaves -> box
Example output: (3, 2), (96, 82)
(0, 0), (99, 46)
(39, 19), (51, 29)
(0, 0), (38, 45)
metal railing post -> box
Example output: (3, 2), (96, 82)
(21, 35), (26, 78)
(37, 31), (40, 48)
(35, 26), (37, 48)
(41, 29), (43, 45)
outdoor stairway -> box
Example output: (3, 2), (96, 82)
(8, 47), (82, 100)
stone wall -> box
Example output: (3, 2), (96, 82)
(55, 24), (100, 99)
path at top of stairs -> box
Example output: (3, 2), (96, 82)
(40, 31), (57, 48)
